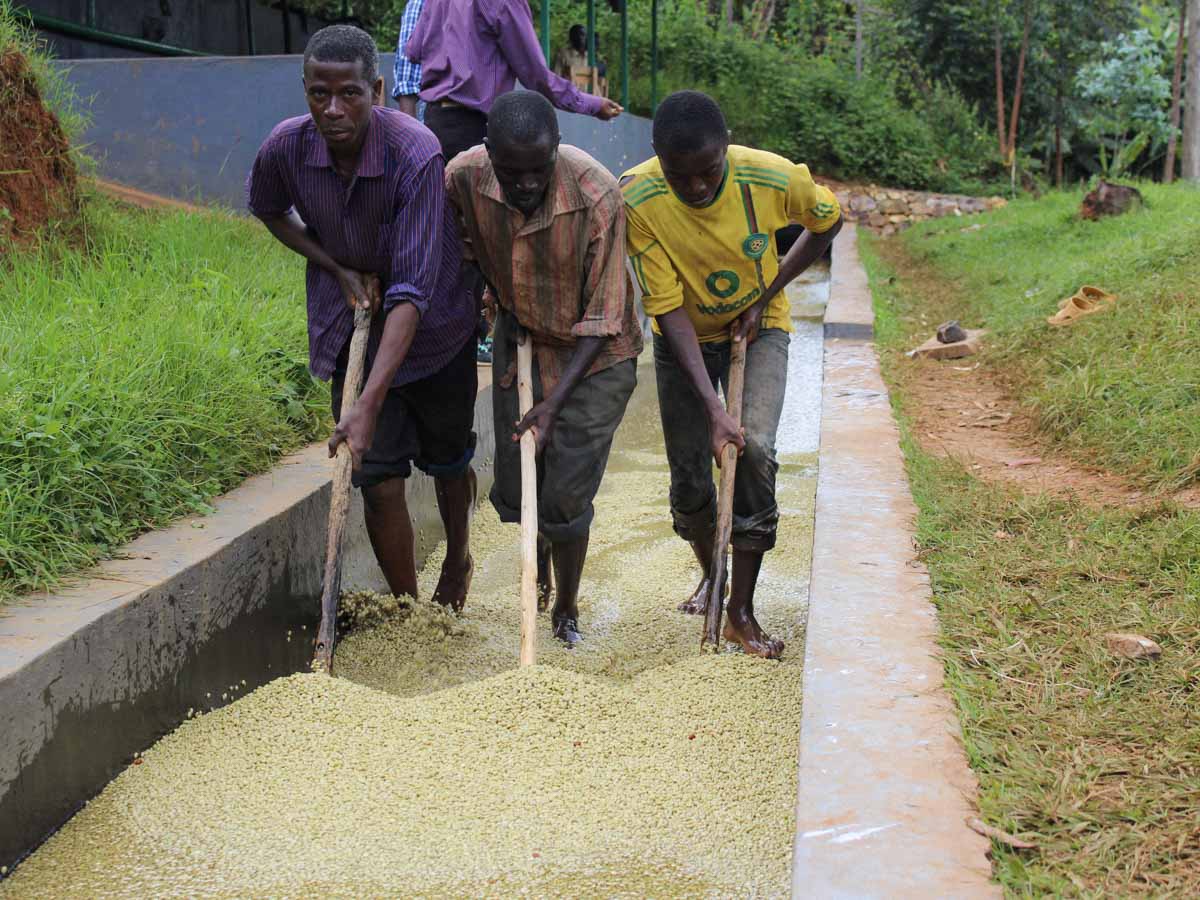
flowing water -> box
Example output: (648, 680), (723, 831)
(2, 317), (824, 899)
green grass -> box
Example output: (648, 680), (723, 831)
(0, 195), (325, 601)
(873, 183), (1200, 490)
(863, 212), (1200, 895)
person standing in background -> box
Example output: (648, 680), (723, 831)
(552, 24), (588, 77)
(392, 0), (426, 121)
(405, 0), (622, 163)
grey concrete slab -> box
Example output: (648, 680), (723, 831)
(791, 226), (997, 898)
(0, 386), (493, 869)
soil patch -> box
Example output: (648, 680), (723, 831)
(0, 49), (78, 244)
(876, 238), (1200, 510)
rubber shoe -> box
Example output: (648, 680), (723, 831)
(1048, 285), (1116, 326)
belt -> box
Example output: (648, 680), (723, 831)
(433, 98), (471, 110)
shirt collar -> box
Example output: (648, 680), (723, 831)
(479, 152), (589, 233)
(303, 107), (386, 178)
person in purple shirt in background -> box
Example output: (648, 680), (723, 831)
(247, 25), (479, 613)
(405, 0), (623, 164)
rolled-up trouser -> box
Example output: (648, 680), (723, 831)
(489, 309), (637, 543)
(331, 331), (478, 489)
(652, 327), (789, 552)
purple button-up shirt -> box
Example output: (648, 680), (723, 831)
(405, 0), (602, 117)
(247, 106), (475, 387)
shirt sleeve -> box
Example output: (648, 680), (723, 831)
(443, 157), (478, 263)
(384, 156), (449, 318)
(245, 133), (293, 220)
(393, 0), (424, 98)
(786, 163), (842, 234)
(574, 186), (629, 339)
(625, 202), (684, 318)
(489, 0), (603, 117)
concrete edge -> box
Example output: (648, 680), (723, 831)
(790, 224), (998, 898)
(0, 385), (494, 869)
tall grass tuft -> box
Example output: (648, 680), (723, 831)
(0, 196), (325, 600)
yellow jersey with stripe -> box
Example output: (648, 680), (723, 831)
(621, 145), (840, 342)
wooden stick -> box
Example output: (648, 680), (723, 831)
(516, 327), (538, 667)
(313, 305), (372, 674)
(703, 336), (748, 649)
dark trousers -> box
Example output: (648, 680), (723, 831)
(425, 104), (489, 337)
(489, 310), (636, 542)
(652, 328), (790, 552)
(424, 104), (488, 162)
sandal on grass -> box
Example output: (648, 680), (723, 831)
(1048, 285), (1116, 326)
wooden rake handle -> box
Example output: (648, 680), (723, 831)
(702, 335), (748, 649)
(313, 305), (372, 674)
(516, 327), (538, 667)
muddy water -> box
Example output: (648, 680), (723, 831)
(2, 323), (822, 899)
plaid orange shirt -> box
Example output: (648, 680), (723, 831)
(445, 144), (643, 390)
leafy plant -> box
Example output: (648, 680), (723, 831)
(1075, 28), (1173, 178)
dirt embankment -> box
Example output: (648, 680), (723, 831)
(876, 238), (1200, 511)
(0, 49), (78, 244)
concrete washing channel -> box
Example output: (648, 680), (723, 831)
(0, 226), (993, 896)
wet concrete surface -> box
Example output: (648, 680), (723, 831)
(791, 226), (996, 898)
(1, 325), (822, 897)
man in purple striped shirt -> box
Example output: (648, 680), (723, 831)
(247, 25), (478, 611)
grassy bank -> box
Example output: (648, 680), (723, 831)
(0, 194), (324, 601)
(871, 183), (1200, 490)
(862, 196), (1200, 894)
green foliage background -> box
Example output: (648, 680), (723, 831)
(288, 0), (1190, 191)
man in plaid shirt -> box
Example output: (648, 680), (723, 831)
(392, 0), (425, 121)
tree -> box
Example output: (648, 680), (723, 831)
(1185, 0), (1200, 179)
(1077, 30), (1174, 178)
(1163, 0), (1187, 181)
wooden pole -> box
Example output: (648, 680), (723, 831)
(702, 336), (747, 649)
(517, 329), (538, 667)
(312, 305), (372, 674)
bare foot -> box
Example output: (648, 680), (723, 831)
(678, 577), (730, 615)
(722, 612), (784, 659)
(432, 554), (473, 613)
(677, 577), (709, 615)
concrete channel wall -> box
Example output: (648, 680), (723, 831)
(52, 55), (653, 208)
(0, 393), (494, 870)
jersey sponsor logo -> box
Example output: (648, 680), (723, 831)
(705, 270), (740, 299)
(742, 232), (769, 260)
(697, 286), (760, 316)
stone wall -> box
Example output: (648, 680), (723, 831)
(822, 183), (1008, 236)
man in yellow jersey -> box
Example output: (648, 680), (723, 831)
(622, 90), (842, 659)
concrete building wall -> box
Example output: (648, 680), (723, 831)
(51, 54), (654, 208)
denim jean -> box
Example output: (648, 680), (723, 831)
(652, 328), (790, 552)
